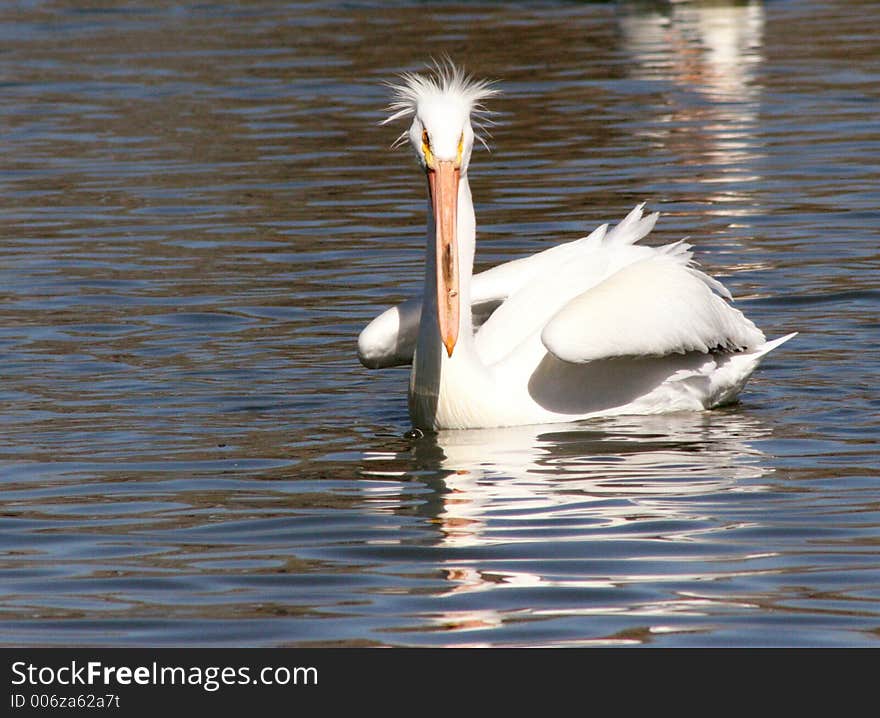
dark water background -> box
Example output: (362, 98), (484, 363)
(1, 0), (878, 646)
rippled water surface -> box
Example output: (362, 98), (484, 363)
(1, 0), (878, 647)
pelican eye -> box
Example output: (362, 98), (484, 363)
(421, 129), (435, 168)
(456, 134), (464, 167)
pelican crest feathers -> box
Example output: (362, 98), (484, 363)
(382, 60), (498, 150)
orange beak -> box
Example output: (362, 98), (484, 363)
(428, 160), (460, 357)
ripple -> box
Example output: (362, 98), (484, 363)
(0, 0), (877, 647)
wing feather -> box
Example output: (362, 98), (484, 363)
(357, 297), (421, 368)
(541, 255), (765, 364)
(358, 223), (609, 369)
(358, 204), (764, 370)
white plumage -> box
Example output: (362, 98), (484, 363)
(358, 63), (795, 430)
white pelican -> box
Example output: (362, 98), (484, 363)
(358, 63), (795, 431)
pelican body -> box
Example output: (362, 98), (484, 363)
(358, 63), (794, 431)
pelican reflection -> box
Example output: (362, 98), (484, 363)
(359, 408), (777, 642)
(414, 410), (771, 547)
(363, 410), (774, 549)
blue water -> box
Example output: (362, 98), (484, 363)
(0, 0), (878, 647)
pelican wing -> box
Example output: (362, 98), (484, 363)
(357, 297), (421, 369)
(357, 227), (604, 369)
(541, 255), (766, 364)
(475, 205), (660, 365)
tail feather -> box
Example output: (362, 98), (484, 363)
(604, 203), (659, 247)
(709, 332), (798, 407)
(752, 332), (798, 358)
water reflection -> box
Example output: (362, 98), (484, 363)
(0, 0), (875, 647)
(620, 0), (766, 216)
(621, 0), (765, 100)
(427, 411), (767, 536)
(362, 410), (776, 643)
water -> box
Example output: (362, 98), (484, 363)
(0, 0), (878, 647)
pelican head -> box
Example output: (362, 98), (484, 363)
(383, 62), (496, 357)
